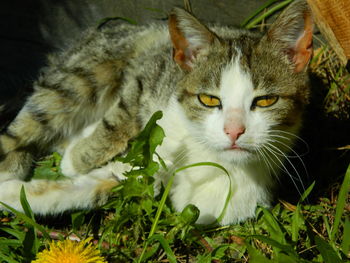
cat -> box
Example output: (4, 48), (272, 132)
(0, 0), (313, 225)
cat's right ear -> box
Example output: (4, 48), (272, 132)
(168, 8), (217, 71)
(262, 0), (313, 73)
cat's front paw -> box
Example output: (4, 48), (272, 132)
(60, 146), (80, 177)
(60, 140), (92, 177)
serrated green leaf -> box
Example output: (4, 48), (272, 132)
(33, 166), (59, 179)
(149, 125), (165, 156)
(246, 243), (273, 263)
(0, 239), (22, 247)
(144, 161), (159, 177)
(315, 236), (342, 263)
(33, 153), (66, 180)
(0, 227), (25, 241)
(119, 111), (164, 170)
(122, 176), (154, 199)
(249, 235), (298, 259)
(196, 253), (212, 263)
(141, 198), (154, 216)
(0, 251), (18, 263)
(211, 244), (231, 260)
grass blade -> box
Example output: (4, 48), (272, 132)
(245, 0), (293, 29)
(19, 186), (40, 257)
(300, 181), (315, 203)
(0, 202), (50, 240)
(315, 236), (342, 263)
(19, 186), (35, 220)
(147, 234), (177, 263)
(341, 217), (350, 254)
(240, 0), (278, 27)
(0, 252), (19, 263)
(331, 163), (350, 241)
(260, 207), (286, 244)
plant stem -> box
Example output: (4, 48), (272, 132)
(245, 0), (293, 29)
(240, 0), (279, 28)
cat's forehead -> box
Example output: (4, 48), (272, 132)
(215, 37), (288, 94)
(219, 52), (254, 109)
(192, 38), (253, 91)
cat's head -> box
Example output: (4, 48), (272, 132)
(169, 0), (313, 164)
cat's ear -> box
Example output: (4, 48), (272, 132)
(168, 8), (217, 71)
(263, 0), (313, 73)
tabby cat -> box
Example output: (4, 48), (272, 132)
(0, 0), (313, 225)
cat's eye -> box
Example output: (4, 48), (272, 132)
(252, 95), (279, 108)
(198, 94), (222, 108)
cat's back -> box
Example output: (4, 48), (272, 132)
(43, 22), (171, 76)
(28, 22), (173, 131)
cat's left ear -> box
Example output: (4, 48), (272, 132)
(263, 0), (313, 73)
(168, 8), (218, 71)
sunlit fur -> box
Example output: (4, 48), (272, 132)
(0, 0), (312, 225)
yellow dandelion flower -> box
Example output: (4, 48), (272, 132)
(32, 237), (107, 263)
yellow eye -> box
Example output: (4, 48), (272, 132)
(254, 95), (279, 108)
(198, 94), (222, 108)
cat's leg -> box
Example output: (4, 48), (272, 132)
(0, 157), (131, 214)
(0, 76), (102, 180)
(0, 94), (70, 181)
(61, 101), (140, 176)
(0, 150), (32, 181)
(0, 171), (118, 214)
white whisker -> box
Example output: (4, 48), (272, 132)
(269, 129), (309, 151)
(255, 147), (278, 179)
(262, 143), (305, 197)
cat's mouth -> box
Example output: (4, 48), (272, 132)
(225, 144), (249, 152)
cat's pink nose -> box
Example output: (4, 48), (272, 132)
(224, 126), (246, 142)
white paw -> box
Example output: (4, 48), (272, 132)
(60, 122), (100, 177)
(87, 162), (131, 181)
(60, 141), (79, 177)
(60, 153), (77, 177)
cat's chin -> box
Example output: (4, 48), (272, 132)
(219, 147), (255, 164)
